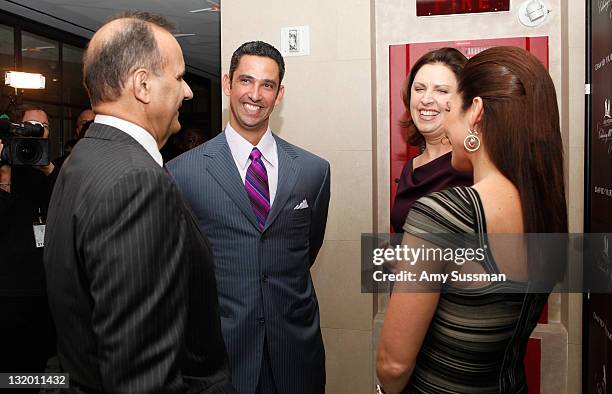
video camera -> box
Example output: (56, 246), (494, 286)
(0, 119), (49, 166)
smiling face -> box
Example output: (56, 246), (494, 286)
(409, 63), (457, 139)
(223, 55), (284, 140)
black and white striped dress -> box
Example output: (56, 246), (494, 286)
(401, 186), (547, 394)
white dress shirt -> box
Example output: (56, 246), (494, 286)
(94, 115), (163, 167)
(225, 123), (278, 205)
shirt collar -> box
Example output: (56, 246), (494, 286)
(94, 115), (163, 167)
(225, 123), (277, 170)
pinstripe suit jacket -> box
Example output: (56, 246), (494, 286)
(168, 132), (330, 394)
(43, 124), (236, 393)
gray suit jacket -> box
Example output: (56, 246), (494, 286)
(44, 124), (235, 393)
(168, 132), (330, 394)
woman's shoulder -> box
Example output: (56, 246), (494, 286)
(413, 185), (479, 215)
(403, 186), (479, 234)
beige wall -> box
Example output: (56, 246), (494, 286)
(222, 0), (586, 392)
(221, 1), (375, 393)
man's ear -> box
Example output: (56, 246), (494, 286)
(274, 85), (285, 106)
(222, 74), (231, 97)
(469, 96), (484, 130)
(133, 69), (151, 104)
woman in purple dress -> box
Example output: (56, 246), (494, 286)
(390, 48), (473, 233)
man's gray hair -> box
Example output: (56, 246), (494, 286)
(83, 11), (175, 105)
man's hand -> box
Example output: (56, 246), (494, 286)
(37, 162), (55, 176)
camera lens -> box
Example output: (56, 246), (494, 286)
(15, 139), (43, 165)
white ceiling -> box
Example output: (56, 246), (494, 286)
(0, 0), (221, 80)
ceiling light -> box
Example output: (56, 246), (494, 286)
(21, 46), (55, 53)
(5, 71), (46, 89)
(174, 33), (197, 38)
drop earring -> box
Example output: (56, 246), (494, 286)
(463, 128), (480, 152)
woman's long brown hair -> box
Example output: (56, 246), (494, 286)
(459, 46), (568, 283)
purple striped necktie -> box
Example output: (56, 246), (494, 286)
(245, 148), (270, 230)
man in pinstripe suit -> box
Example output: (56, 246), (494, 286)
(168, 41), (330, 394)
(44, 12), (235, 393)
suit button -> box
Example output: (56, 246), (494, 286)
(262, 275), (268, 283)
(258, 317), (265, 325)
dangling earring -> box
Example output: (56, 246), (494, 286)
(463, 128), (480, 152)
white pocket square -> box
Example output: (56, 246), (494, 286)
(293, 199), (309, 210)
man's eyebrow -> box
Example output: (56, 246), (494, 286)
(236, 74), (277, 86)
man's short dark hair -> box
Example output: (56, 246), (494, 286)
(229, 41), (285, 85)
(83, 11), (175, 105)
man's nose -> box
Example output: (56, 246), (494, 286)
(183, 81), (194, 101)
(248, 83), (262, 101)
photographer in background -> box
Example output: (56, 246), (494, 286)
(75, 108), (94, 138)
(0, 104), (57, 380)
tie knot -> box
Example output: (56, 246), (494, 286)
(249, 148), (262, 161)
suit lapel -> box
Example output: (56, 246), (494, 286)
(264, 136), (299, 232)
(205, 134), (260, 231)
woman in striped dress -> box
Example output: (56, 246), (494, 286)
(376, 46), (567, 393)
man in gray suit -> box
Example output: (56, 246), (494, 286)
(44, 11), (235, 393)
(168, 41), (330, 394)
